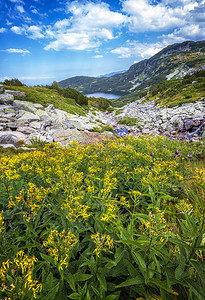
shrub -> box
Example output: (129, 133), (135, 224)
(118, 117), (139, 126)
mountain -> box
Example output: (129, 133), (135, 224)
(58, 40), (205, 102)
(97, 70), (127, 78)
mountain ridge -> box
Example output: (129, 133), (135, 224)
(58, 40), (205, 102)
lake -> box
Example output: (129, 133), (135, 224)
(85, 92), (121, 99)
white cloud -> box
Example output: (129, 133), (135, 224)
(31, 8), (38, 14)
(15, 5), (25, 13)
(111, 41), (163, 59)
(11, 25), (44, 39)
(44, 32), (100, 51)
(44, 1), (126, 51)
(93, 55), (104, 58)
(9, 0), (24, 3)
(11, 25), (25, 34)
(121, 0), (199, 31)
(0, 27), (6, 33)
(1, 48), (30, 55)
(54, 19), (70, 29)
(66, 1), (127, 30)
(162, 24), (205, 45)
(26, 25), (44, 39)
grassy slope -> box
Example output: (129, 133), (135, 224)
(113, 71), (205, 107)
(3, 85), (88, 116)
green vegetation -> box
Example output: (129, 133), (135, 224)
(58, 40), (205, 107)
(118, 117), (139, 126)
(88, 97), (113, 111)
(0, 136), (204, 299)
(3, 83), (88, 116)
(92, 124), (114, 133)
(142, 70), (205, 107)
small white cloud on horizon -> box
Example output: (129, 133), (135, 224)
(93, 55), (104, 58)
(1, 48), (30, 55)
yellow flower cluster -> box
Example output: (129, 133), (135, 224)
(0, 250), (42, 298)
(91, 232), (114, 257)
(43, 229), (78, 271)
(139, 209), (173, 241)
(175, 198), (193, 215)
(193, 167), (205, 183)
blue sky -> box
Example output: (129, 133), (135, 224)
(0, 0), (205, 85)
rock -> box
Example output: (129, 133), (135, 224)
(0, 94), (14, 105)
(5, 90), (26, 97)
(17, 126), (37, 134)
(0, 84), (4, 94)
(18, 111), (40, 122)
(30, 121), (42, 130)
(13, 100), (38, 113)
(184, 119), (194, 130)
(0, 134), (19, 147)
(0, 144), (16, 149)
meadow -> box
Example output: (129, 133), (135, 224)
(0, 135), (204, 300)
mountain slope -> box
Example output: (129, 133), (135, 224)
(58, 40), (205, 98)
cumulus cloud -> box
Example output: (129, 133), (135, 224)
(11, 25), (25, 34)
(15, 5), (25, 13)
(0, 27), (6, 33)
(111, 41), (163, 59)
(121, 0), (198, 31)
(11, 25), (44, 39)
(44, 1), (126, 51)
(44, 32), (100, 51)
(1, 48), (30, 55)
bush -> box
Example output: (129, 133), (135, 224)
(118, 117), (139, 126)
(4, 78), (24, 86)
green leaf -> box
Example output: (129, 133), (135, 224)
(73, 274), (93, 282)
(123, 258), (141, 277)
(97, 272), (107, 291)
(149, 278), (174, 294)
(175, 265), (185, 280)
(116, 276), (144, 288)
(132, 251), (146, 274)
(105, 294), (119, 300)
(187, 279), (205, 300)
(68, 292), (81, 299)
(65, 272), (76, 291)
(40, 252), (56, 266)
(45, 282), (60, 300)
(168, 238), (191, 250)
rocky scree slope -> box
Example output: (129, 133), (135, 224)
(0, 84), (204, 149)
(59, 40), (205, 102)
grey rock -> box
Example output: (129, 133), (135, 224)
(0, 94), (14, 104)
(5, 90), (26, 97)
(0, 84), (4, 94)
(0, 134), (19, 146)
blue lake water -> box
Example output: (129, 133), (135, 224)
(85, 92), (121, 99)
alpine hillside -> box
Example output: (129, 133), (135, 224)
(58, 40), (205, 104)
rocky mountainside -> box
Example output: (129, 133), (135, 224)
(0, 84), (204, 149)
(58, 40), (205, 99)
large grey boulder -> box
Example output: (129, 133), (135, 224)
(0, 94), (14, 105)
(0, 134), (19, 147)
(5, 90), (26, 97)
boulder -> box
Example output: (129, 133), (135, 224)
(0, 94), (14, 105)
(0, 134), (19, 147)
(5, 90), (26, 97)
(17, 111), (40, 122)
(13, 100), (38, 114)
(0, 84), (4, 94)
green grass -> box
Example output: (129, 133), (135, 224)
(3, 85), (87, 116)
(118, 117), (139, 126)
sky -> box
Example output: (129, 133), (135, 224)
(0, 0), (205, 86)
